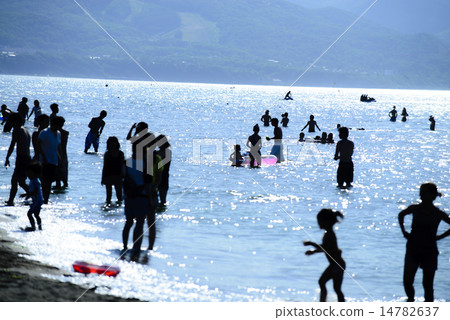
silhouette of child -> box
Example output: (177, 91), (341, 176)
(334, 127), (354, 188)
(261, 110), (271, 127)
(20, 162), (44, 231)
(246, 124), (262, 168)
(84, 110), (107, 153)
(28, 100), (43, 127)
(102, 137), (124, 205)
(320, 132), (327, 144)
(398, 183), (450, 302)
(281, 112), (289, 127)
(429, 116), (435, 131)
(304, 209), (345, 302)
(49, 103), (59, 122)
(229, 144), (244, 167)
(301, 115), (321, 132)
(327, 133), (334, 144)
(298, 132), (305, 142)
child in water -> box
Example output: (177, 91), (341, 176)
(398, 183), (450, 302)
(229, 144), (244, 167)
(281, 112), (289, 127)
(301, 115), (321, 133)
(102, 136), (124, 205)
(20, 162), (44, 231)
(261, 110), (271, 127)
(429, 116), (435, 131)
(304, 209), (346, 302)
(298, 132), (305, 142)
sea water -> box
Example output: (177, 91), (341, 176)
(0, 75), (448, 302)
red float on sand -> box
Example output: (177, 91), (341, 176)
(72, 260), (120, 277)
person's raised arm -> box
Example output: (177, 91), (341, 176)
(398, 206), (413, 239)
(126, 123), (137, 140)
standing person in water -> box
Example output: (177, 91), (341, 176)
(28, 100), (43, 127)
(54, 116), (69, 188)
(398, 183), (450, 302)
(301, 115), (321, 133)
(334, 127), (354, 188)
(281, 112), (289, 127)
(4, 113), (31, 206)
(32, 114), (49, 161)
(304, 209), (346, 302)
(401, 108), (408, 122)
(389, 106), (398, 122)
(17, 97), (29, 122)
(102, 136), (124, 206)
(429, 116), (435, 131)
(38, 116), (61, 204)
(155, 134), (171, 207)
(49, 103), (59, 122)
(266, 118), (284, 162)
(84, 110), (107, 153)
(1, 104), (13, 133)
(261, 110), (271, 127)
(246, 124), (262, 168)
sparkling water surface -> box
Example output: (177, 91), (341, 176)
(0, 75), (449, 301)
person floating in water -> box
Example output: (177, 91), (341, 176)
(401, 108), (408, 122)
(301, 115), (321, 133)
(398, 183), (450, 302)
(266, 118), (284, 162)
(284, 91), (293, 100)
(261, 110), (271, 127)
(281, 112), (289, 127)
(20, 162), (44, 231)
(429, 116), (435, 131)
(304, 209), (346, 302)
(4, 113), (31, 206)
(334, 127), (354, 188)
(246, 124), (262, 168)
(84, 110), (107, 153)
(229, 144), (244, 167)
(389, 106), (397, 122)
(28, 100), (43, 127)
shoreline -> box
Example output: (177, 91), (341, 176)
(0, 219), (139, 302)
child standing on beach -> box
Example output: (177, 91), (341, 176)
(20, 162), (44, 231)
(102, 136), (124, 206)
(398, 183), (450, 302)
(304, 209), (346, 302)
(334, 127), (354, 188)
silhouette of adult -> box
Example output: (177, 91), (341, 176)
(389, 106), (397, 122)
(398, 183), (450, 302)
(246, 124), (262, 168)
(261, 110), (271, 127)
(17, 97), (29, 122)
(4, 113), (31, 206)
(266, 118), (284, 162)
(84, 110), (107, 153)
(28, 100), (43, 127)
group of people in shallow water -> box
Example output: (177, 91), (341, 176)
(230, 107), (449, 302)
(388, 105), (436, 130)
(2, 96), (448, 301)
(1, 97), (172, 258)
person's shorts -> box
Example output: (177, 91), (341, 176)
(42, 163), (58, 183)
(13, 155), (31, 180)
(405, 250), (438, 271)
(124, 196), (151, 219)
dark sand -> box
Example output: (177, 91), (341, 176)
(0, 223), (139, 302)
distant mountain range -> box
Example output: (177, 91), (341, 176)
(0, 0), (448, 89)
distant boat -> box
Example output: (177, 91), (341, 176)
(360, 94), (376, 102)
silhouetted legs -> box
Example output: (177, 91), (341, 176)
(404, 257), (436, 302)
(122, 216), (145, 251)
(7, 174), (28, 205)
(105, 183), (123, 204)
(319, 265), (345, 302)
(147, 211), (156, 251)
